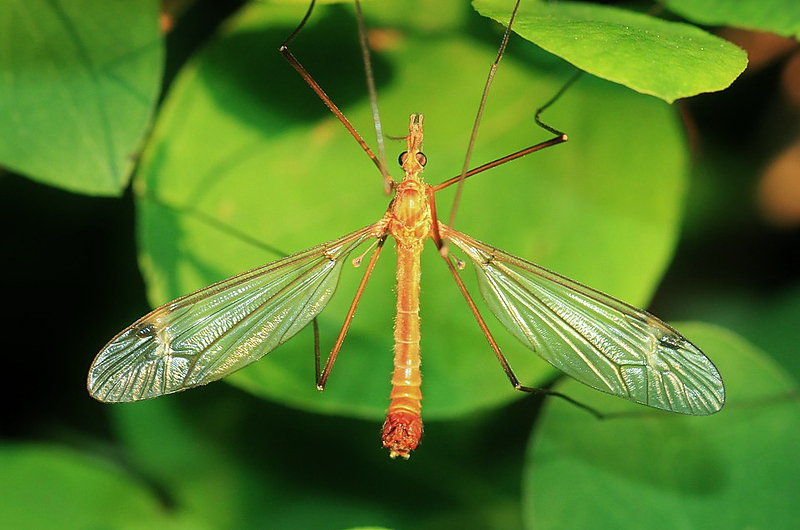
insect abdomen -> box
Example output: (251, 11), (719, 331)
(382, 244), (424, 459)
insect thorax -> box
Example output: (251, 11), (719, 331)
(387, 180), (433, 246)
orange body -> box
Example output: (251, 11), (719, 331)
(380, 115), (432, 459)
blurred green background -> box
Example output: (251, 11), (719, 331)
(1, 1), (798, 529)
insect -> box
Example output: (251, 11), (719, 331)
(88, 0), (725, 459)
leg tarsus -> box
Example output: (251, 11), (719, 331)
(278, 0), (390, 180)
(514, 383), (606, 419)
(313, 317), (324, 390)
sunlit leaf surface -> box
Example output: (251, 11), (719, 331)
(473, 0), (747, 102)
(0, 0), (163, 195)
(665, 0), (800, 38)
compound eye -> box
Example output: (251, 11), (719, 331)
(398, 151), (408, 166)
(415, 152), (427, 167)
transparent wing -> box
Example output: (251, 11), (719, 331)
(88, 225), (377, 402)
(444, 226), (725, 415)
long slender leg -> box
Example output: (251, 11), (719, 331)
(432, 134), (567, 192)
(434, 0), (575, 263)
(279, 0), (392, 184)
(433, 73), (582, 193)
(353, 0), (392, 193)
(427, 187), (444, 249)
(447, 0), (525, 228)
(317, 236), (387, 390)
(313, 317), (321, 387)
(440, 249), (604, 419)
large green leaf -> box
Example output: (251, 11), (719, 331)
(108, 391), (517, 529)
(0, 444), (200, 530)
(523, 322), (800, 529)
(133, 0), (689, 421)
(473, 0), (748, 102)
(0, 0), (163, 195)
(665, 0), (800, 39)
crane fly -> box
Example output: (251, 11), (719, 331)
(88, 0), (725, 459)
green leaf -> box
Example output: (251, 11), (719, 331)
(473, 0), (748, 102)
(523, 323), (800, 529)
(111, 398), (276, 529)
(0, 0), (163, 196)
(0, 444), (200, 530)
(348, 526), (396, 530)
(134, 0), (689, 421)
(108, 392), (509, 529)
(665, 0), (800, 39)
